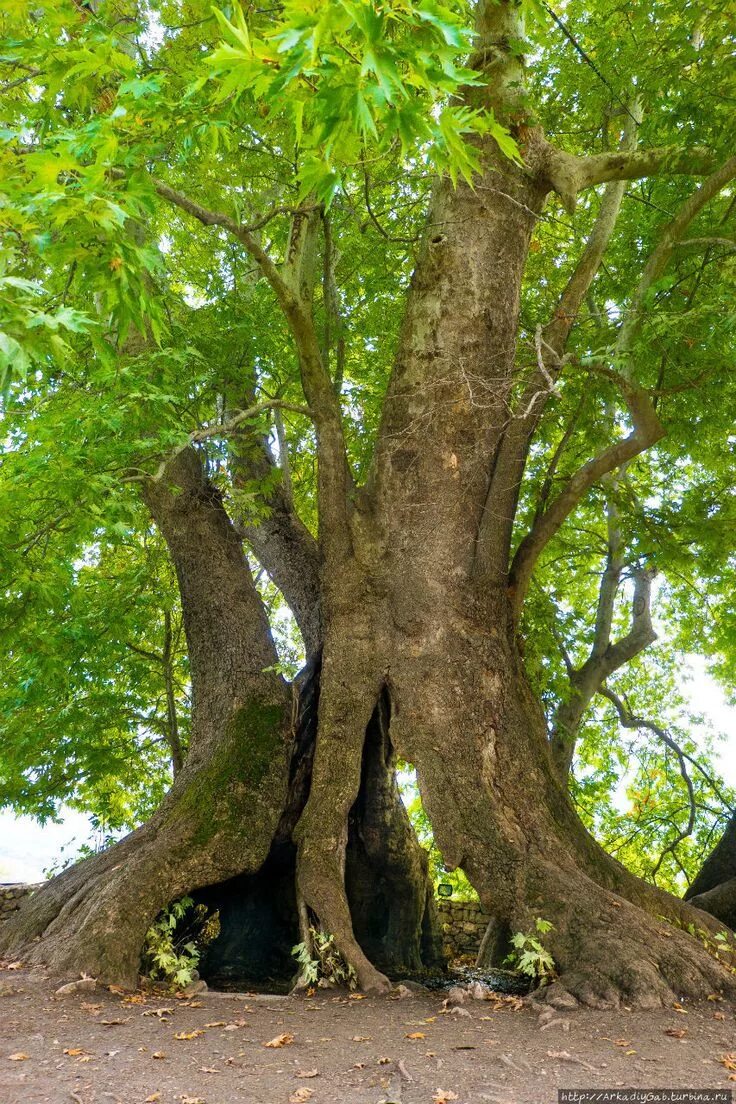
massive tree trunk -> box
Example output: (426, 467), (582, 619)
(281, 2), (736, 1003)
(0, 451), (440, 988)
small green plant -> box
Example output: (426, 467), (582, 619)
(142, 896), (220, 989)
(292, 927), (358, 990)
(505, 917), (557, 984)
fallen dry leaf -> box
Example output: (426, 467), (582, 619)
(296, 1070), (319, 1078)
(8, 1053), (29, 1061)
(81, 1001), (102, 1013)
(614, 1039), (631, 1047)
(377, 1056), (391, 1065)
(199, 1067), (219, 1073)
(145, 1095), (161, 1103)
(64, 1048), (85, 1057)
(348, 993), (366, 1000)
(152, 1051), (167, 1060)
(204, 1022), (226, 1028)
(174, 1030), (204, 1041)
(433, 1092), (459, 1104)
(264, 1032), (294, 1048)
(664, 1027), (688, 1038)
(289, 1090), (314, 1103)
(672, 1002), (688, 1014)
(714, 1011), (727, 1021)
(108, 984), (125, 994)
(3, 962), (24, 971)
(179, 1097), (205, 1104)
(721, 1054), (736, 1071)
(406, 1032), (426, 1039)
(352, 1035), (371, 1042)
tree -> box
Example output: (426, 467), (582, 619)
(1, 0), (735, 1005)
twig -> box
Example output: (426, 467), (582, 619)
(149, 399), (311, 483)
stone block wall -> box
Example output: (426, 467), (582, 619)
(0, 883), (40, 920)
(437, 897), (489, 962)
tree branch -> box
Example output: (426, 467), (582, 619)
(150, 178), (292, 302)
(475, 113), (639, 586)
(224, 381), (323, 656)
(550, 555), (657, 777)
(506, 156), (736, 614)
(509, 371), (664, 616)
(615, 156), (736, 364)
(599, 686), (697, 882)
(542, 144), (724, 202)
(280, 204), (355, 559)
(162, 609), (184, 776)
(130, 399), (311, 484)
(148, 177), (354, 551)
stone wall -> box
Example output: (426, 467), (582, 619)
(0, 883), (40, 920)
(437, 898), (489, 962)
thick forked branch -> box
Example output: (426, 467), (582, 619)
(150, 178), (353, 557)
(244, 406), (323, 654)
(476, 113), (639, 584)
(245, 497), (323, 657)
(509, 371), (663, 615)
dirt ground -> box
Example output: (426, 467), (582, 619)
(2, 963), (736, 1104)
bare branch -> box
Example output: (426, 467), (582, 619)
(279, 204), (355, 558)
(149, 178), (292, 303)
(674, 237), (736, 252)
(273, 408), (294, 509)
(126, 641), (164, 664)
(145, 399), (311, 484)
(0, 66), (42, 92)
(321, 213), (347, 392)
